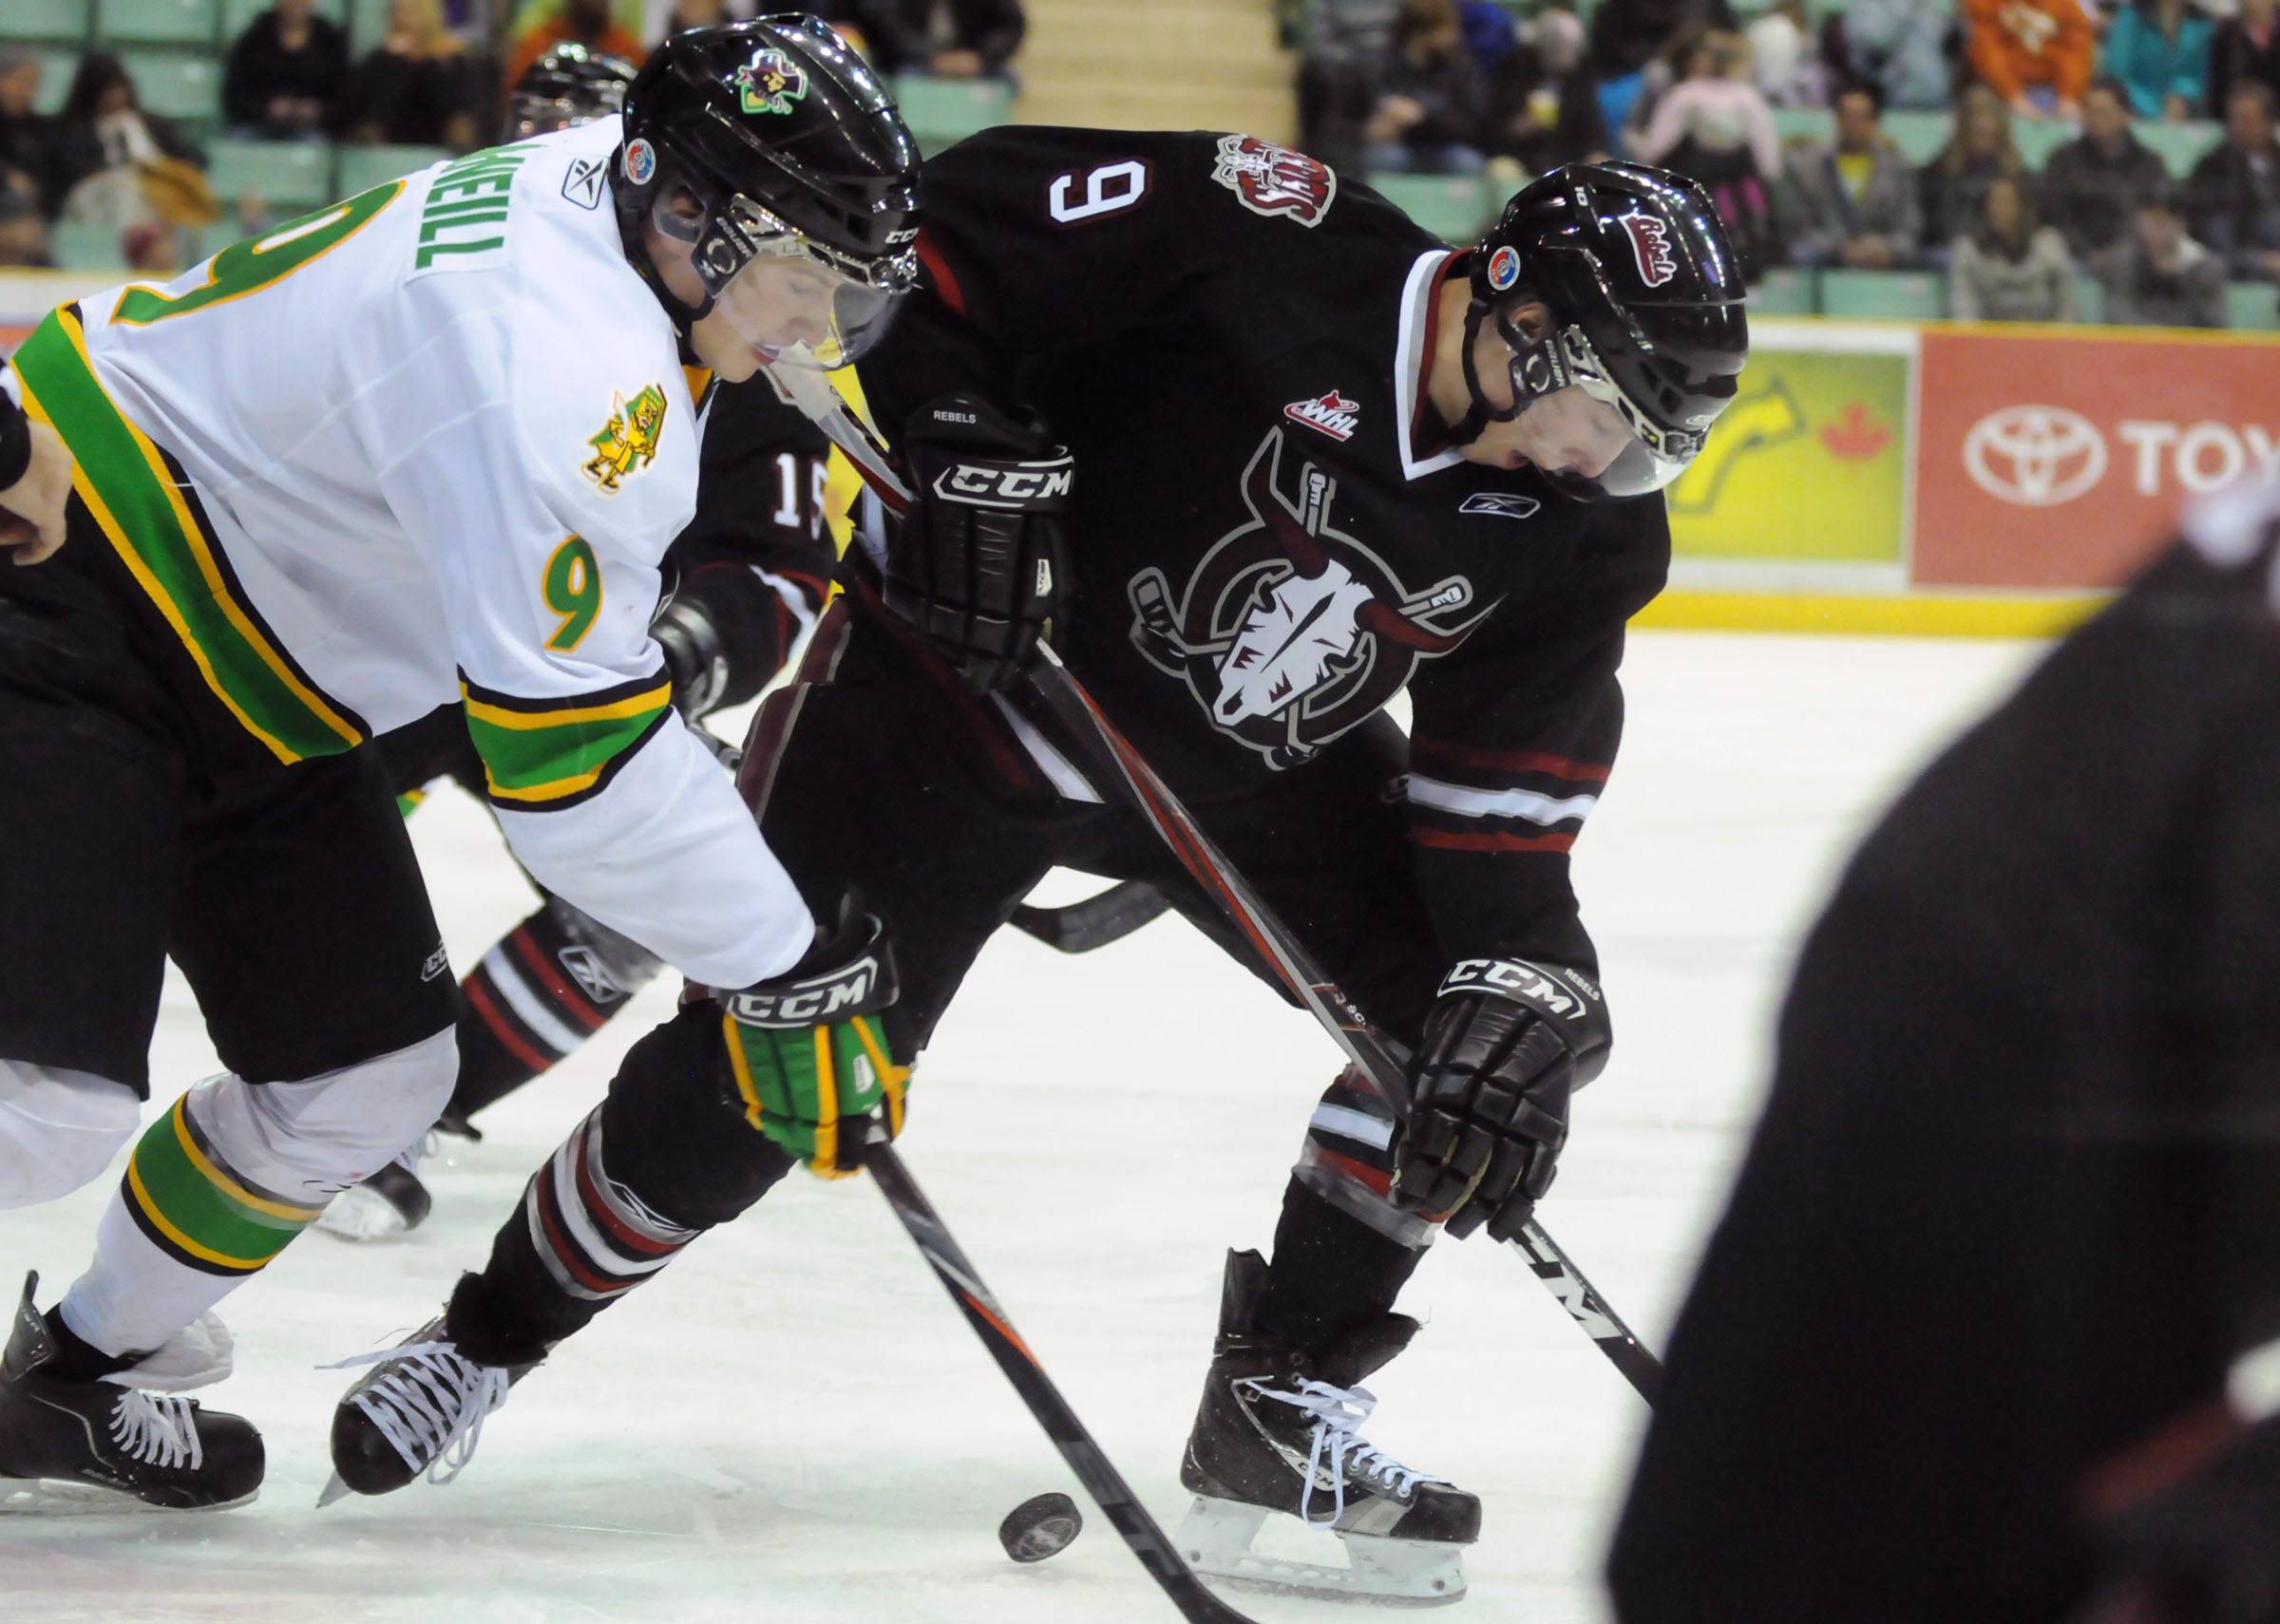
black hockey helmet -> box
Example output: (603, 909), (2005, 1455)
(504, 41), (637, 141)
(1455, 161), (1748, 501)
(615, 15), (921, 368)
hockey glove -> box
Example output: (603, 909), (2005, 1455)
(883, 392), (1073, 694)
(1390, 959), (1611, 1242)
(717, 913), (910, 1180)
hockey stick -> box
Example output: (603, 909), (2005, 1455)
(1024, 644), (1664, 1407)
(1008, 880), (1172, 954)
(864, 1137), (1262, 1624)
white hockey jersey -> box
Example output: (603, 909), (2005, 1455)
(3, 120), (813, 989)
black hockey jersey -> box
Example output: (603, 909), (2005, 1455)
(1606, 479), (2280, 1623)
(854, 126), (1671, 973)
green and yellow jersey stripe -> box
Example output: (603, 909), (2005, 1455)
(10, 305), (365, 764)
(460, 670), (673, 809)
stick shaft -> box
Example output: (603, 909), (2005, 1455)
(1026, 646), (1662, 1404)
(865, 1142), (1262, 1624)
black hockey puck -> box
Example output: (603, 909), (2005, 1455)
(998, 1492), (1082, 1563)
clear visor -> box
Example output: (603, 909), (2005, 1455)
(504, 91), (618, 141)
(1510, 323), (1708, 501)
(686, 196), (915, 372)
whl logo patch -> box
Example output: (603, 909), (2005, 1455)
(735, 47), (808, 116)
(1284, 389), (1360, 442)
(1620, 214), (1679, 288)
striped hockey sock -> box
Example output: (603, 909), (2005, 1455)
(521, 1106), (699, 1311)
(452, 907), (646, 1121)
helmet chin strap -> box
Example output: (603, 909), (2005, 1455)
(1448, 294), (1522, 447)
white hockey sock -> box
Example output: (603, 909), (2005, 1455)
(58, 1029), (455, 1359)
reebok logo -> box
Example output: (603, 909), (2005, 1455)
(1284, 389), (1360, 443)
(1459, 491), (1541, 520)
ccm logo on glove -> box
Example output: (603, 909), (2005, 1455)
(931, 461), (1075, 509)
(724, 954), (886, 1027)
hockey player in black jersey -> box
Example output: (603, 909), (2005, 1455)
(1606, 475), (2280, 1624)
(326, 132), (1746, 1600)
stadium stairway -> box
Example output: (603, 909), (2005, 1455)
(1011, 0), (1296, 142)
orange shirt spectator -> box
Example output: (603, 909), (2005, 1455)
(504, 0), (645, 97)
(1966, 0), (2097, 118)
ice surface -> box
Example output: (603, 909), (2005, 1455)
(0, 632), (2047, 1623)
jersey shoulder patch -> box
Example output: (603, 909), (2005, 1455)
(1207, 134), (1337, 228)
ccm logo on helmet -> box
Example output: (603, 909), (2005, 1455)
(1619, 214), (1679, 288)
(726, 955), (883, 1028)
(932, 462), (1075, 508)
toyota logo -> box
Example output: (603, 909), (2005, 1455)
(1963, 406), (2108, 506)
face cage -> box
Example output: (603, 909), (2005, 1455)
(505, 89), (626, 140)
(1495, 310), (1707, 500)
(671, 194), (917, 369)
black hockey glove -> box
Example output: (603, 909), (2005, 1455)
(1390, 959), (1611, 1242)
(883, 393), (1073, 694)
(716, 911), (910, 1180)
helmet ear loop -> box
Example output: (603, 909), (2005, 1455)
(1449, 295), (1529, 446)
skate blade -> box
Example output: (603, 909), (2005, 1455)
(0, 1476), (258, 1517)
(1176, 1495), (1469, 1607)
(314, 1186), (413, 1243)
(316, 1471), (352, 1509)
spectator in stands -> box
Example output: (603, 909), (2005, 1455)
(1361, 0), (1490, 175)
(0, 169), (52, 270)
(1840, 0), (1953, 110)
(348, 0), (486, 150)
(224, 0), (352, 140)
(50, 53), (206, 211)
(1788, 80), (1924, 267)
(2209, 0), (2280, 120)
(2100, 186), (2231, 321)
(2186, 81), (2280, 276)
(1949, 173), (2079, 317)
(1586, 0), (1738, 145)
(2101, 0), (2216, 120)
(1485, 8), (1611, 174)
(1294, 0), (1399, 170)
(1919, 83), (2030, 253)
(1965, 0), (2094, 120)
(1632, 28), (1783, 269)
(504, 0), (646, 96)
(0, 48), (66, 221)
(2042, 76), (2176, 267)
(832, 0), (1026, 80)
(1748, 0), (1834, 104)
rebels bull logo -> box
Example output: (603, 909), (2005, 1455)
(1211, 134), (1336, 227)
(1129, 431), (1492, 769)
(1620, 213), (1679, 288)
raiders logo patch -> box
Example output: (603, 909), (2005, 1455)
(1620, 214), (1679, 288)
(582, 383), (668, 493)
(1210, 135), (1336, 228)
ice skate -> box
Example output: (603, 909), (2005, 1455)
(316, 1138), (438, 1242)
(322, 1313), (531, 1502)
(1176, 1250), (1476, 1605)
(0, 1273), (263, 1513)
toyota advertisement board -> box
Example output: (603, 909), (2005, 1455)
(1913, 326), (2280, 589)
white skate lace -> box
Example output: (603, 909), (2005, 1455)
(1238, 1377), (1447, 1528)
(325, 1341), (510, 1486)
(107, 1389), (203, 1471)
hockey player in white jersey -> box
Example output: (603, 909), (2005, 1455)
(0, 16), (920, 1510)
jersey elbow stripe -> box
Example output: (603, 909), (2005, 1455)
(11, 307), (366, 763)
(122, 1099), (324, 1276)
(460, 671), (674, 810)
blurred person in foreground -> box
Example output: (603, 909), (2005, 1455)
(1608, 466), (2280, 1623)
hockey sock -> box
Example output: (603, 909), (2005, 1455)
(58, 1034), (452, 1358)
(1254, 1177), (1428, 1357)
(449, 906), (652, 1124)
(446, 1106), (703, 1368)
